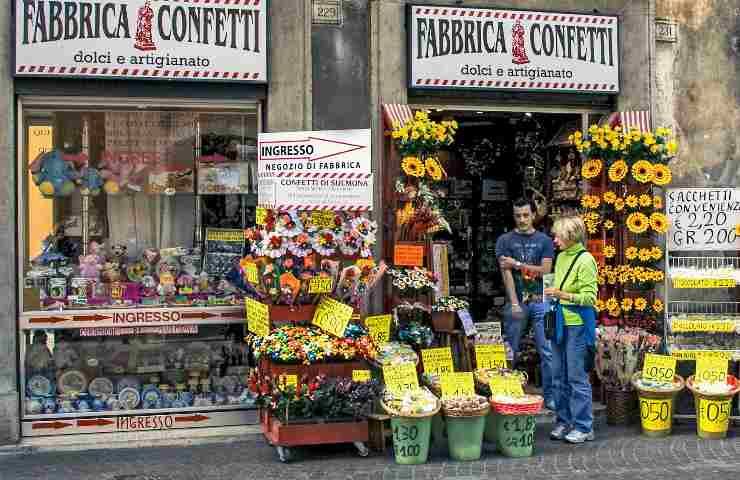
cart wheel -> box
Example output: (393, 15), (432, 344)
(354, 441), (369, 457)
(276, 446), (292, 463)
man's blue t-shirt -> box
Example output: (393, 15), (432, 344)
(495, 230), (555, 301)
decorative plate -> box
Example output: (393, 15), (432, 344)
(58, 370), (88, 394)
(117, 376), (141, 393)
(141, 386), (162, 408)
(118, 387), (141, 410)
(88, 377), (115, 398)
(27, 375), (53, 397)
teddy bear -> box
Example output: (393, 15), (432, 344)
(78, 253), (103, 279)
(28, 150), (80, 197)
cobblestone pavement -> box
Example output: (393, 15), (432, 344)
(1, 424), (739, 480)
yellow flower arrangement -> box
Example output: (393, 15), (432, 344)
(634, 297), (648, 311)
(651, 246), (663, 260)
(621, 298), (633, 312)
(652, 164), (672, 186)
(650, 212), (669, 234)
(608, 306), (622, 318)
(401, 156), (425, 177)
(639, 194), (652, 207)
(608, 159), (628, 182)
(625, 246), (639, 260)
(614, 198), (625, 212)
(603, 191), (617, 204)
(632, 160), (655, 183)
(604, 220), (615, 230)
(653, 196), (663, 210)
(603, 245), (616, 258)
(606, 297), (619, 311)
(653, 299), (664, 313)
(638, 248), (653, 262)
(581, 159), (603, 179)
(424, 157), (444, 181)
(580, 195), (601, 209)
(625, 194), (639, 208)
(627, 212), (650, 234)
(595, 299), (606, 312)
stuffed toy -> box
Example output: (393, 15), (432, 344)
(78, 253), (103, 279)
(28, 150), (80, 197)
(99, 152), (149, 194)
(78, 167), (105, 196)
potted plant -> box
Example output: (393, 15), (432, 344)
(431, 296), (469, 332)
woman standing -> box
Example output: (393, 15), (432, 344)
(544, 215), (598, 444)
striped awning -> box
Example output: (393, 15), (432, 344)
(598, 110), (651, 133)
(382, 103), (414, 128)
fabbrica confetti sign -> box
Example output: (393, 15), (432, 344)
(14, 0), (268, 82)
(408, 5), (619, 93)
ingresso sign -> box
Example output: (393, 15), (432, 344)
(13, 0), (268, 83)
(408, 5), (619, 94)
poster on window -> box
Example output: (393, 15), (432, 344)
(666, 188), (740, 251)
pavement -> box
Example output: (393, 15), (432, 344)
(1, 421), (739, 480)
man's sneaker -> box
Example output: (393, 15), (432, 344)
(549, 424), (569, 440)
(564, 429), (595, 444)
(545, 401), (557, 412)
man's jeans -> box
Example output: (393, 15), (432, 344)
(503, 302), (555, 406)
(551, 324), (593, 433)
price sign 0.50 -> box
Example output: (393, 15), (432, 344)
(642, 354), (676, 383)
(695, 356), (728, 384)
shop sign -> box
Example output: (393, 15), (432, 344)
(14, 0), (268, 83)
(408, 5), (619, 93)
(666, 188), (740, 251)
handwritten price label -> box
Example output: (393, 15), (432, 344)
(475, 344), (507, 369)
(642, 354), (676, 383)
(365, 314), (391, 345)
(695, 356), (728, 384)
(279, 374), (298, 391)
(383, 362), (419, 396)
(308, 276), (333, 294)
(440, 372), (475, 398)
(311, 210), (336, 229)
(698, 398), (732, 433)
(353, 370), (372, 383)
(489, 376), (524, 397)
(312, 297), (354, 338)
(244, 262), (259, 285)
(639, 398), (672, 431)
(672, 278), (736, 288)
(245, 298), (270, 337)
(672, 350), (734, 361)
(421, 347), (454, 375)
(671, 319), (736, 333)
(256, 207), (267, 226)
(393, 244), (425, 267)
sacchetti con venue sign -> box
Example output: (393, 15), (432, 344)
(14, 0), (267, 82)
(408, 5), (619, 93)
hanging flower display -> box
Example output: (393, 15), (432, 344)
(288, 232), (314, 258)
(631, 160), (655, 183)
(338, 230), (362, 256)
(626, 212), (650, 234)
(261, 232), (288, 259)
(603, 191), (617, 204)
(649, 212), (669, 234)
(603, 245), (616, 259)
(275, 212), (304, 237)
(425, 156), (444, 181)
(652, 163), (672, 186)
(312, 229), (339, 257)
(401, 156), (425, 178)
(608, 159), (628, 182)
(581, 159), (603, 179)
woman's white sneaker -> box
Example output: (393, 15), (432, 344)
(564, 430), (595, 443)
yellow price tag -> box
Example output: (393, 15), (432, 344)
(421, 347), (454, 375)
(245, 297), (270, 337)
(671, 319), (736, 333)
(639, 398), (672, 431)
(256, 207), (267, 226)
(697, 398), (732, 433)
(352, 370), (372, 383)
(365, 314), (392, 345)
(695, 356), (728, 384)
(244, 262), (259, 284)
(312, 297), (354, 338)
(278, 374), (298, 391)
(736, 224), (740, 236)
(440, 372), (475, 398)
(642, 354), (676, 383)
(489, 376), (524, 397)
(311, 210), (336, 229)
(672, 350), (734, 361)
(308, 276), (333, 294)
(475, 344), (507, 370)
(672, 278), (736, 289)
(383, 362), (419, 396)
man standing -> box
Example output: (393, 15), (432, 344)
(496, 198), (556, 410)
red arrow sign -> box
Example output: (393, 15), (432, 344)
(220, 311), (245, 319)
(73, 314), (110, 322)
(260, 136), (365, 163)
(77, 418), (115, 427)
(181, 311), (219, 320)
(32, 421), (72, 430)
(29, 316), (68, 324)
(175, 414), (210, 423)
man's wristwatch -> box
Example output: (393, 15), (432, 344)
(515, 260), (522, 269)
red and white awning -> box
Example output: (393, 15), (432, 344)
(599, 110), (651, 133)
(382, 103), (414, 128)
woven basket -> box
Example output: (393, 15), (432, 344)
(490, 395), (543, 416)
(380, 388), (442, 419)
(685, 375), (740, 399)
(442, 395), (490, 418)
(631, 372), (685, 398)
(605, 387), (637, 425)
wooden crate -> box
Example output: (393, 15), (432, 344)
(261, 410), (368, 447)
(259, 358), (368, 379)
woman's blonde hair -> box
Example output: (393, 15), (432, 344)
(552, 215), (587, 246)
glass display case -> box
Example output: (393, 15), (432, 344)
(18, 98), (260, 435)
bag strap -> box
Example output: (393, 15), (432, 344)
(557, 250), (586, 291)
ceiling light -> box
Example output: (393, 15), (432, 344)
(525, 112), (533, 117)
(476, 111), (484, 114)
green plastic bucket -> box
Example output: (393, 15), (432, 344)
(431, 412), (447, 449)
(390, 416), (432, 465)
(445, 415), (487, 461)
(484, 411), (498, 449)
(496, 414), (536, 458)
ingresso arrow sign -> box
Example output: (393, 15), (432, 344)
(258, 129), (371, 178)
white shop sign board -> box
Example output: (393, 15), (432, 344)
(14, 0), (267, 83)
(408, 5), (619, 93)
(258, 174), (373, 211)
(666, 188), (740, 251)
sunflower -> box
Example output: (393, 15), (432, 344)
(614, 198), (626, 212)
(401, 156), (425, 177)
(608, 307), (622, 318)
(650, 212), (669, 234)
(651, 246), (663, 260)
(639, 194), (652, 207)
(608, 160), (628, 182)
(581, 195), (600, 209)
(638, 248), (653, 262)
(581, 159), (603, 179)
(632, 160), (655, 183)
(653, 196), (663, 210)
(625, 194), (639, 208)
(627, 212), (650, 234)
(425, 157), (444, 181)
(595, 299), (606, 312)
(653, 299), (664, 313)
(606, 297), (619, 311)
(652, 164), (672, 186)
(603, 245), (616, 258)
(634, 297), (648, 311)
(604, 220), (615, 230)
(621, 298), (634, 312)
(603, 191), (617, 204)
(625, 246), (639, 260)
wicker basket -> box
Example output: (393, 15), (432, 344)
(442, 395), (490, 418)
(490, 395), (543, 416)
(380, 388), (442, 419)
(605, 387), (637, 425)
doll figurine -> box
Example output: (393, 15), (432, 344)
(141, 275), (158, 298)
(100, 262), (122, 283)
(78, 253), (103, 279)
(177, 273), (195, 295)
